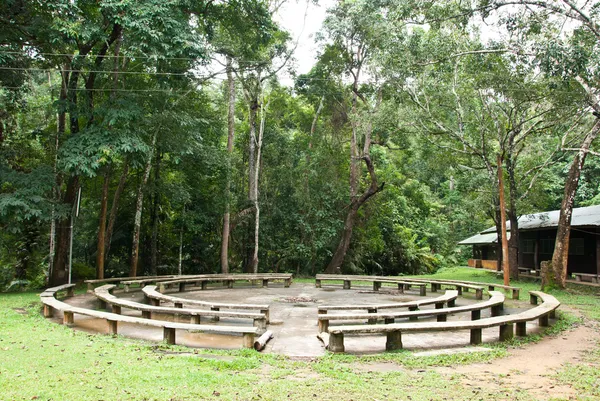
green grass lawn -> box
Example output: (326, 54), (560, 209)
(1, 267), (598, 400)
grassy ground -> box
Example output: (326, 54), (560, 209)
(0, 267), (598, 400)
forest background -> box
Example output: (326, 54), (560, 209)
(2, 0), (600, 289)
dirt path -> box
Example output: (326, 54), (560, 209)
(437, 319), (599, 400)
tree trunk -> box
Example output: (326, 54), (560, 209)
(130, 132), (157, 277)
(498, 155), (510, 286)
(104, 160), (129, 260)
(250, 96), (267, 273)
(505, 153), (520, 279)
(326, 156), (383, 273)
(96, 168), (111, 279)
(50, 176), (79, 286)
(220, 56), (235, 274)
(551, 119), (600, 288)
(150, 152), (161, 276)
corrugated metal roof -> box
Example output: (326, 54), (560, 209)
(480, 204), (600, 234)
(458, 232), (503, 245)
(461, 204), (600, 245)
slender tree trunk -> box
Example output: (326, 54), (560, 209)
(505, 153), (520, 279)
(50, 176), (79, 285)
(551, 119), (600, 288)
(178, 227), (183, 276)
(250, 95), (267, 273)
(498, 155), (510, 286)
(50, 67), (81, 286)
(48, 68), (67, 283)
(220, 56), (236, 274)
(244, 90), (259, 273)
(130, 132), (157, 277)
(326, 156), (383, 273)
(96, 168), (111, 279)
(150, 152), (161, 276)
(105, 160), (129, 260)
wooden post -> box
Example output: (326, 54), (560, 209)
(475, 289), (483, 300)
(512, 289), (520, 300)
(397, 283), (404, 293)
(201, 281), (207, 290)
(142, 311), (151, 319)
(150, 298), (160, 306)
(539, 314), (549, 327)
(179, 282), (185, 292)
(174, 302), (183, 308)
(111, 305), (121, 314)
(436, 315), (447, 322)
(315, 279), (321, 288)
(343, 280), (351, 290)
(191, 315), (201, 324)
(373, 281), (381, 291)
(262, 279), (269, 288)
(419, 286), (426, 296)
(498, 155), (510, 287)
(471, 310), (481, 320)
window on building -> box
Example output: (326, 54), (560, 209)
(569, 238), (585, 255)
(522, 239), (535, 254)
(540, 239), (554, 254)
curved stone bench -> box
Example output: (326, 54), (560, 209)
(159, 273), (293, 293)
(318, 291), (504, 333)
(326, 291), (559, 353)
(315, 274), (429, 296)
(142, 285), (270, 322)
(318, 290), (458, 315)
(407, 278), (520, 300)
(41, 285), (257, 348)
(400, 278), (485, 300)
(85, 275), (177, 292)
(94, 285), (267, 333)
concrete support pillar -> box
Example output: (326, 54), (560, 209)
(470, 328), (482, 344)
(516, 321), (527, 337)
(329, 333), (345, 353)
(107, 320), (118, 334)
(499, 323), (514, 341)
(63, 311), (74, 325)
(163, 327), (176, 345)
(386, 331), (402, 350)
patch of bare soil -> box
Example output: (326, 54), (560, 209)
(437, 321), (600, 400)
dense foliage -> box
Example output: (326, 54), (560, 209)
(2, 0), (600, 289)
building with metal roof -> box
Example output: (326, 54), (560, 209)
(459, 205), (600, 275)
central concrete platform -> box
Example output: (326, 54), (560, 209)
(64, 282), (536, 356)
